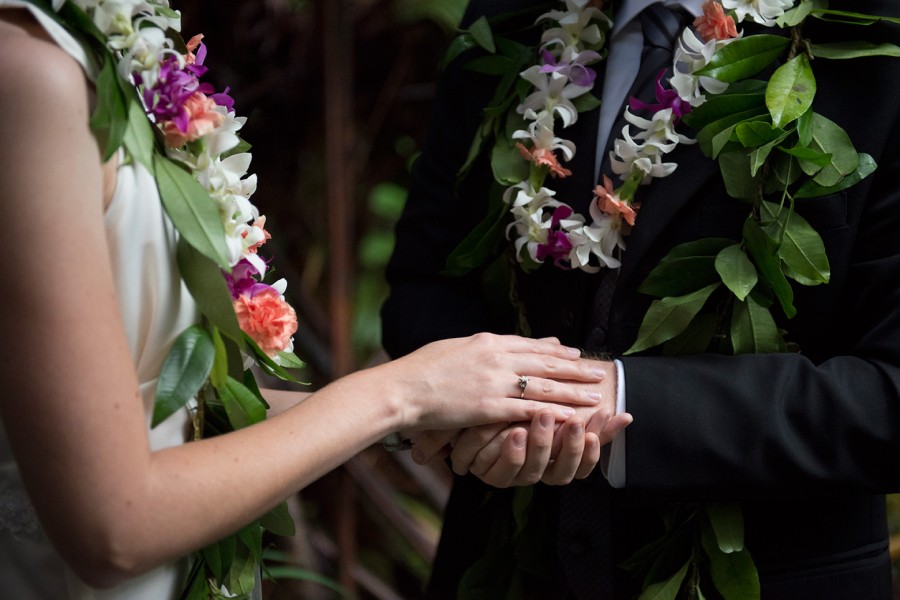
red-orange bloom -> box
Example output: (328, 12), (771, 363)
(234, 288), (298, 357)
(694, 1), (738, 41)
(516, 142), (573, 178)
(593, 175), (637, 226)
(162, 92), (225, 147)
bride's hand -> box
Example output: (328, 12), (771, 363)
(382, 333), (609, 432)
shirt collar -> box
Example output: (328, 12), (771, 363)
(612, 0), (705, 37)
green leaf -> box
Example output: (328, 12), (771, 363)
(491, 140), (530, 186)
(766, 54), (816, 129)
(89, 51), (129, 161)
(731, 295), (782, 354)
(695, 35), (791, 82)
(638, 560), (690, 600)
(796, 105), (815, 147)
(572, 92), (602, 113)
(795, 152), (877, 198)
(810, 8), (900, 26)
(743, 218), (796, 318)
(626, 284), (721, 355)
(719, 151), (760, 200)
(444, 189), (508, 275)
(260, 502), (296, 537)
(681, 80), (767, 131)
(705, 503), (745, 553)
(155, 154), (231, 268)
(176, 238), (243, 344)
(241, 334), (304, 385)
(153, 325), (214, 427)
(778, 145), (832, 176)
(810, 41), (900, 59)
(662, 313), (719, 356)
(203, 535), (235, 582)
(761, 201), (830, 285)
(734, 121), (788, 148)
(219, 376), (267, 430)
(638, 256), (720, 298)
(275, 351), (306, 370)
(808, 113), (859, 187)
(465, 54), (516, 75)
(122, 98), (157, 171)
(441, 33), (477, 68)
(696, 108), (769, 157)
(468, 16), (496, 53)
(715, 244), (758, 301)
(700, 518), (760, 600)
(663, 238), (736, 260)
(777, 0), (826, 27)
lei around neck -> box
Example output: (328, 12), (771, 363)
(447, 1), (899, 598)
(37, 1), (305, 597)
(448, 0), (900, 356)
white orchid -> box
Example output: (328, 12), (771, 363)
(518, 66), (589, 127)
(721, 0), (796, 27)
(539, 0), (611, 50)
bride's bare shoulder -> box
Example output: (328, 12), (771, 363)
(0, 10), (89, 113)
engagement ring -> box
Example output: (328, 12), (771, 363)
(518, 375), (529, 398)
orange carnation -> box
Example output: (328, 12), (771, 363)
(694, 1), (738, 41)
(233, 289), (298, 357)
(162, 92), (225, 148)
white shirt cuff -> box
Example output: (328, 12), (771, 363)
(601, 359), (627, 488)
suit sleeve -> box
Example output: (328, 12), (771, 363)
(618, 25), (900, 495)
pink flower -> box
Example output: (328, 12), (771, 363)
(516, 142), (573, 178)
(162, 92), (225, 147)
(233, 288), (298, 357)
(593, 175), (637, 226)
(185, 34), (204, 65)
(242, 216), (272, 254)
(694, 1), (738, 41)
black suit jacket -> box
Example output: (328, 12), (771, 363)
(382, 1), (900, 598)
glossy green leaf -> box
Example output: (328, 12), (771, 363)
(242, 335), (303, 385)
(705, 503), (745, 553)
(468, 16), (496, 53)
(638, 256), (719, 298)
(155, 154), (231, 268)
(778, 145), (832, 176)
(626, 284), (721, 355)
(696, 109), (769, 157)
(260, 502), (296, 537)
(682, 80), (767, 131)
(743, 218), (796, 318)
(811, 41), (900, 59)
(715, 244), (757, 301)
(176, 238), (243, 344)
(638, 561), (690, 600)
(153, 325), (214, 427)
(777, 0), (826, 26)
(809, 113), (859, 187)
(492, 139), (530, 185)
(795, 152), (877, 198)
(442, 33), (478, 68)
(663, 238), (736, 260)
(572, 92), (602, 113)
(695, 35), (791, 82)
(465, 54), (516, 75)
(701, 519), (761, 600)
(731, 295), (782, 354)
(748, 130), (791, 177)
(766, 54), (816, 129)
(220, 376), (267, 430)
(734, 121), (787, 148)
(761, 201), (830, 285)
(202, 536), (233, 582)
(796, 106), (815, 147)
(210, 327), (229, 389)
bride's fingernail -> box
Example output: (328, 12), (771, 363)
(588, 391), (602, 402)
(592, 368), (606, 378)
(512, 431), (527, 448)
(540, 413), (554, 428)
(560, 407), (576, 416)
(566, 347), (582, 356)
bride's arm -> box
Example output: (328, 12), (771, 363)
(0, 20), (607, 590)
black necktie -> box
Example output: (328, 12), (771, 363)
(561, 6), (696, 600)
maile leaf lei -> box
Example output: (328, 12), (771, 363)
(33, 1), (307, 597)
(446, 0), (899, 597)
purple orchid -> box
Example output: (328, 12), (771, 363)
(224, 259), (272, 300)
(629, 69), (693, 124)
(536, 205), (575, 267)
(143, 58), (202, 132)
(539, 49), (600, 87)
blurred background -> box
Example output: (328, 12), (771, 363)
(181, 1), (900, 598)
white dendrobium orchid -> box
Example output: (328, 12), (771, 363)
(672, 28), (734, 104)
(609, 131), (678, 184)
(539, 0), (611, 49)
(512, 113), (576, 161)
(569, 215), (623, 271)
(518, 67), (589, 127)
(721, 0), (795, 27)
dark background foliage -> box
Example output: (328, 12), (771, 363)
(181, 2), (900, 597)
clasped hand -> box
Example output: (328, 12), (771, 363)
(411, 357), (632, 488)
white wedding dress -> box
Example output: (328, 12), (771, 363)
(0, 3), (201, 597)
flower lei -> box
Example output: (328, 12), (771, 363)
(448, 0), (899, 597)
(38, 0), (304, 597)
